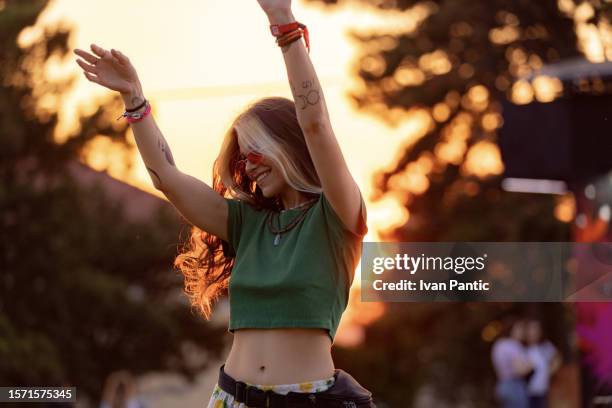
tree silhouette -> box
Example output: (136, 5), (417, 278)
(0, 1), (225, 402)
(307, 0), (591, 405)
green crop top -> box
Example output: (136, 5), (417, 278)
(221, 192), (367, 343)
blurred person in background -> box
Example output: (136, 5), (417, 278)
(99, 371), (146, 408)
(73, 0), (376, 406)
(492, 316), (534, 408)
(525, 319), (561, 408)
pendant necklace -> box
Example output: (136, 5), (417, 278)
(267, 197), (318, 246)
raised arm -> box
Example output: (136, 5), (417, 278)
(73, 44), (228, 240)
(257, 1), (366, 234)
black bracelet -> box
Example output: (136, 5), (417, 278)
(125, 99), (147, 112)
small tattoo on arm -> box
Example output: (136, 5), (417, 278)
(294, 78), (321, 110)
(157, 137), (176, 166)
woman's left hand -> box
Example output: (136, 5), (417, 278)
(256, 0), (292, 16)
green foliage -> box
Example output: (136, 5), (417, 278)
(0, 1), (225, 401)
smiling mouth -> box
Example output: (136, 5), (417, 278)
(256, 170), (270, 184)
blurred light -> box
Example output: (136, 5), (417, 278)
(381, 76), (401, 93)
(388, 163), (430, 195)
(377, 35), (398, 51)
(574, 2), (595, 22)
(482, 321), (502, 342)
(528, 54), (544, 70)
(393, 66), (425, 86)
(361, 54), (386, 76)
(462, 141), (504, 178)
(532, 75), (563, 102)
(585, 184), (596, 199)
(576, 213), (587, 228)
(577, 22), (605, 62)
(555, 193), (576, 222)
(558, 0), (576, 15)
(432, 102), (450, 122)
(510, 47), (528, 64)
(369, 193), (410, 231)
(468, 84), (489, 104)
(481, 112), (503, 131)
(511, 80), (534, 104)
(501, 178), (567, 194)
(599, 204), (611, 222)
(435, 139), (466, 165)
(419, 49), (452, 75)
(415, 153), (435, 174)
(489, 25), (520, 45)
(449, 120), (471, 139)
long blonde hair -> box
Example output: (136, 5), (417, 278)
(174, 96), (321, 319)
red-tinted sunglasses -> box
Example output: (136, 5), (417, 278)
(236, 151), (265, 170)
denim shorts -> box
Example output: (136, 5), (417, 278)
(206, 369), (335, 408)
(495, 379), (528, 408)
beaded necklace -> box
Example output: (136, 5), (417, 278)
(266, 197), (318, 246)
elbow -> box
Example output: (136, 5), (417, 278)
(300, 119), (330, 136)
(146, 166), (166, 192)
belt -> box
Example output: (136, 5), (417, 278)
(218, 364), (318, 407)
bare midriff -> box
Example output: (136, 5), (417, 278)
(223, 328), (335, 385)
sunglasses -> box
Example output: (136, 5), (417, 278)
(236, 151), (265, 170)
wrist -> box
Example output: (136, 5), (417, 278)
(121, 84), (145, 110)
(266, 9), (294, 25)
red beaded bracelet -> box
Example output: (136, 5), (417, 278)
(116, 101), (151, 123)
(126, 102), (151, 123)
(270, 21), (310, 53)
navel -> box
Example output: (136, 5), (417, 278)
(259, 365), (266, 371)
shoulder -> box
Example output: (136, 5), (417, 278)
(316, 191), (368, 237)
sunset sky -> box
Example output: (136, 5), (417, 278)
(31, 0), (426, 239)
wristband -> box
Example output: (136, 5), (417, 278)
(270, 21), (310, 53)
(270, 21), (300, 37)
(126, 102), (151, 123)
(125, 99), (147, 112)
(116, 101), (151, 123)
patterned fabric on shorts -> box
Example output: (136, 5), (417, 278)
(206, 374), (335, 408)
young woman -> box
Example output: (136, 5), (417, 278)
(491, 317), (534, 408)
(525, 319), (561, 408)
(74, 1), (374, 406)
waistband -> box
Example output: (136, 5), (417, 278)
(218, 364), (334, 407)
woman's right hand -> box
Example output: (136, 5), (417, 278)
(73, 43), (141, 95)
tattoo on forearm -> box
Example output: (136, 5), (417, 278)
(292, 78), (321, 110)
(157, 137), (176, 166)
(146, 166), (162, 189)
